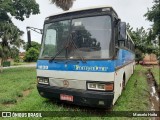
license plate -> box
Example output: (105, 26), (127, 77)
(60, 94), (73, 102)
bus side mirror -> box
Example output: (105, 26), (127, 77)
(118, 22), (126, 47)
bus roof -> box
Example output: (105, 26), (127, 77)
(46, 5), (117, 18)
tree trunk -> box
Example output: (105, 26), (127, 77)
(0, 58), (3, 72)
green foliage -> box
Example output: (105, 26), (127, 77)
(10, 46), (20, 62)
(127, 23), (159, 58)
(144, 0), (160, 58)
(127, 24), (147, 53)
(51, 0), (75, 11)
(24, 41), (41, 62)
(152, 46), (160, 57)
(0, 0), (39, 21)
(24, 47), (39, 62)
(144, 0), (160, 38)
(30, 41), (41, 50)
(0, 22), (24, 62)
(24, 41), (41, 51)
(135, 49), (144, 63)
(0, 0), (40, 65)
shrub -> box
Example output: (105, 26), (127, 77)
(24, 47), (39, 62)
(135, 49), (144, 64)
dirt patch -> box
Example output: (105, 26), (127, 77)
(17, 89), (32, 103)
(138, 71), (144, 77)
(2, 99), (17, 107)
(22, 89), (31, 97)
(2, 103), (15, 107)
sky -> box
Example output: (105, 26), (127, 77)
(12, 0), (153, 46)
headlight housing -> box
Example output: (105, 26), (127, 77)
(37, 77), (49, 85)
(87, 82), (114, 91)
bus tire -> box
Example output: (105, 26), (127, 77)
(122, 73), (126, 91)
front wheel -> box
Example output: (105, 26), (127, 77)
(122, 74), (126, 91)
(122, 79), (125, 91)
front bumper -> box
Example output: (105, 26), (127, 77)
(37, 84), (114, 108)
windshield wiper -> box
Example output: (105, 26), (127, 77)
(68, 32), (86, 63)
(49, 40), (68, 63)
(49, 32), (86, 63)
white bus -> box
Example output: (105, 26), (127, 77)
(37, 6), (135, 108)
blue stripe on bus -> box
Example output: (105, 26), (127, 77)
(37, 60), (115, 72)
(37, 49), (135, 73)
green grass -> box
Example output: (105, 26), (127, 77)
(0, 67), (36, 110)
(12, 62), (36, 66)
(151, 66), (160, 86)
(12, 62), (27, 66)
(0, 66), (151, 120)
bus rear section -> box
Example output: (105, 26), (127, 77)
(37, 60), (115, 108)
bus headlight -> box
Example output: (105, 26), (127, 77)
(37, 77), (49, 85)
(88, 83), (97, 89)
(87, 82), (114, 91)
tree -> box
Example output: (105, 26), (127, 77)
(0, 22), (24, 62)
(51, 0), (76, 11)
(0, 0), (40, 69)
(10, 46), (20, 62)
(144, 0), (160, 57)
(152, 46), (160, 57)
(24, 47), (39, 62)
(144, 0), (160, 39)
(0, 0), (39, 21)
(127, 23), (158, 62)
(127, 24), (148, 53)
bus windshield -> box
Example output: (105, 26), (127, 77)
(40, 15), (112, 59)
